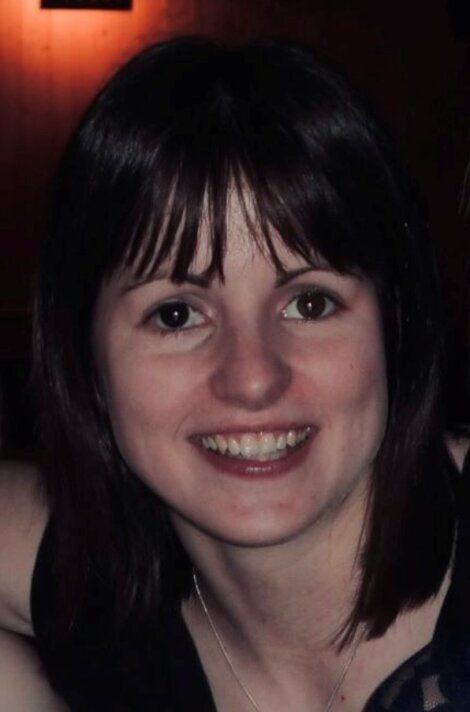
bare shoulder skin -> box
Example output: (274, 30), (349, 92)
(0, 462), (67, 709)
(0, 629), (68, 711)
(446, 432), (470, 473)
(0, 461), (48, 635)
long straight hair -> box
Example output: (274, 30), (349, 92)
(34, 37), (456, 649)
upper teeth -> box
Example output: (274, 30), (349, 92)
(200, 428), (310, 460)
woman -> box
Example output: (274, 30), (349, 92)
(1, 37), (469, 710)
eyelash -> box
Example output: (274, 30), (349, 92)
(145, 288), (342, 336)
(145, 300), (206, 335)
(281, 289), (341, 322)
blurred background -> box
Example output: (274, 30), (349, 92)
(1, 0), (469, 457)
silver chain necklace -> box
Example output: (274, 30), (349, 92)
(193, 570), (364, 712)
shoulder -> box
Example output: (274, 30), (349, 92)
(0, 461), (49, 636)
(0, 629), (68, 711)
(445, 431), (470, 473)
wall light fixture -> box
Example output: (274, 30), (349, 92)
(41, 0), (132, 8)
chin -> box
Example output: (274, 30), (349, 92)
(170, 494), (337, 550)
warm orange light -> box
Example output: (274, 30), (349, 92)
(0, 0), (168, 304)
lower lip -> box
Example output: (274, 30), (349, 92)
(192, 432), (315, 479)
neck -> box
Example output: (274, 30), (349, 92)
(175, 482), (367, 668)
(174, 482), (449, 711)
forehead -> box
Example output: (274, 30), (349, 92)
(126, 187), (331, 287)
(192, 191), (308, 273)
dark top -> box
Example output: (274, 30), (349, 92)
(31, 520), (470, 711)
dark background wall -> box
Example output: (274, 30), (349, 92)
(1, 0), (469, 455)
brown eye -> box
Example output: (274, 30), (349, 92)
(151, 301), (204, 331)
(282, 290), (337, 321)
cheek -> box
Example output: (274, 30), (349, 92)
(294, 328), (387, 423)
(100, 347), (209, 451)
(334, 338), (387, 408)
(325, 334), (388, 465)
(105, 359), (170, 424)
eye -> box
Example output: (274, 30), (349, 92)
(148, 300), (205, 332)
(282, 289), (339, 321)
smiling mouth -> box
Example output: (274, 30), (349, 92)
(195, 427), (312, 462)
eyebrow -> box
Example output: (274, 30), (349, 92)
(274, 266), (332, 287)
(121, 264), (333, 294)
(121, 271), (211, 294)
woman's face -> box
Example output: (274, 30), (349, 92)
(93, 200), (388, 548)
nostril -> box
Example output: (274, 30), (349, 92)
(209, 350), (292, 410)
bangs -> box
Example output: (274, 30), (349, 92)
(97, 43), (402, 287)
(108, 127), (389, 286)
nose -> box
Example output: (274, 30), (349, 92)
(209, 327), (292, 411)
